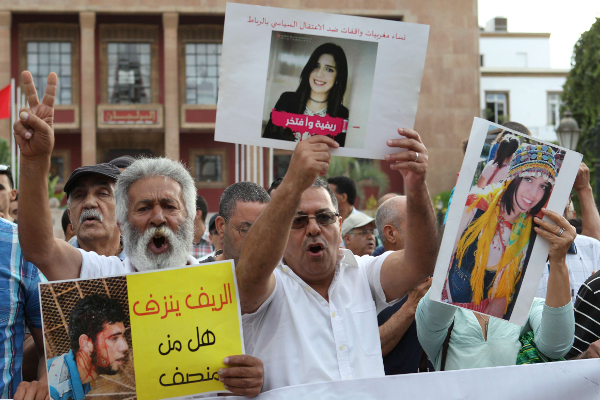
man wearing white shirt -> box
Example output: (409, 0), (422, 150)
(237, 129), (438, 392)
(13, 71), (264, 398)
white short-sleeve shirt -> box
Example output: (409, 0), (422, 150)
(78, 248), (199, 278)
(242, 249), (393, 392)
(536, 234), (600, 302)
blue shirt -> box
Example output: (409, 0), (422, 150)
(47, 350), (91, 400)
(0, 219), (43, 398)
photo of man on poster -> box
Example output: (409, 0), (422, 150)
(47, 295), (129, 400)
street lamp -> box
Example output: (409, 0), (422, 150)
(555, 110), (581, 151)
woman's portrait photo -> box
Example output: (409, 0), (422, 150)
(442, 125), (566, 320)
(261, 31), (378, 149)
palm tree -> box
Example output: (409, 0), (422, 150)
(324, 156), (390, 208)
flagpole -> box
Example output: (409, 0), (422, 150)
(10, 79), (15, 184)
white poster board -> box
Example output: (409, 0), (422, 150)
(430, 117), (582, 325)
(215, 3), (429, 159)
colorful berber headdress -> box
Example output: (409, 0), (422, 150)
(507, 144), (557, 184)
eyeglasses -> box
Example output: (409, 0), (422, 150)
(291, 211), (339, 229)
(348, 228), (378, 237)
(222, 216), (251, 238)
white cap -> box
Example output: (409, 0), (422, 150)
(341, 213), (375, 236)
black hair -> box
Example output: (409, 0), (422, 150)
(267, 178), (283, 195)
(196, 195), (208, 224)
(219, 182), (270, 221)
(0, 167), (14, 190)
(493, 137), (519, 167)
(69, 294), (126, 353)
(295, 43), (348, 118)
(62, 209), (71, 234)
(501, 176), (552, 217)
(327, 176), (357, 206)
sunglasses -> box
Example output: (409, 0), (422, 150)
(291, 211), (339, 229)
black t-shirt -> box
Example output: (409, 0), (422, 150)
(377, 296), (430, 374)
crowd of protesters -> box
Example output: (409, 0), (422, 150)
(2, 70), (600, 400)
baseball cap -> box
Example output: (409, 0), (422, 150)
(63, 163), (121, 197)
(341, 213), (375, 236)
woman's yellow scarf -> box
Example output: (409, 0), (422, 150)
(454, 180), (532, 312)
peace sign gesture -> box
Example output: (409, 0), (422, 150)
(12, 71), (57, 159)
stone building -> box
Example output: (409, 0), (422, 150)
(0, 0), (480, 209)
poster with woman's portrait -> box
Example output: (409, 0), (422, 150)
(215, 3), (429, 159)
(429, 117), (582, 325)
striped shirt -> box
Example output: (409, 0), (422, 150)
(0, 219), (43, 397)
(568, 271), (600, 358)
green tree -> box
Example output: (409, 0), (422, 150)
(324, 156), (390, 207)
(562, 17), (600, 167)
(562, 17), (600, 206)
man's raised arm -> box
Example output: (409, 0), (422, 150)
(13, 71), (82, 280)
(380, 128), (438, 301)
(236, 136), (338, 314)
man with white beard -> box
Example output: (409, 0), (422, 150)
(14, 71), (264, 397)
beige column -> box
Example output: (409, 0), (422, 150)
(0, 12), (11, 145)
(80, 12), (96, 165)
(163, 13), (179, 160)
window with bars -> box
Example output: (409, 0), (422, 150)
(107, 43), (152, 104)
(185, 43), (222, 104)
(548, 93), (562, 126)
(26, 42), (72, 104)
(195, 155), (223, 182)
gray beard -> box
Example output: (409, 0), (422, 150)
(122, 220), (194, 272)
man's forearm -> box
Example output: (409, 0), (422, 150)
(577, 185), (600, 241)
(379, 304), (416, 357)
(404, 181), (438, 277)
(237, 180), (302, 311)
(18, 158), (55, 264)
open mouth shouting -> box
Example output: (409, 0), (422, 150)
(306, 242), (325, 258)
(149, 229), (170, 254)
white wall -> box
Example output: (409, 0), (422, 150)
(480, 75), (566, 142)
(480, 37), (551, 68)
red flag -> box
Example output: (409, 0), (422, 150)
(0, 84), (10, 120)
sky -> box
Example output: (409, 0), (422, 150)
(478, 0), (600, 68)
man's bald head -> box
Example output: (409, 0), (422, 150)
(377, 193), (400, 207)
(375, 196), (407, 251)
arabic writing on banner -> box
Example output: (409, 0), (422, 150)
(247, 16), (407, 40)
(127, 261), (243, 400)
(271, 110), (348, 136)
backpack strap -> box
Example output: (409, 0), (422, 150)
(440, 321), (455, 371)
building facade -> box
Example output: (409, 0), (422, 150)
(0, 0), (480, 209)
(480, 17), (568, 142)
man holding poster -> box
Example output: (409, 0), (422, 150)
(13, 71), (264, 398)
(236, 129), (438, 391)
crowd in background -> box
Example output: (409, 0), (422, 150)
(1, 71), (600, 400)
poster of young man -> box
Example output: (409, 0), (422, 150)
(215, 3), (429, 159)
(39, 261), (244, 400)
(429, 117), (582, 325)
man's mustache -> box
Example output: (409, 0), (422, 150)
(80, 209), (104, 224)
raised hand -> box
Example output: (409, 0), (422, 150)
(284, 135), (339, 192)
(384, 128), (428, 191)
(534, 209), (577, 263)
(12, 71), (57, 159)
